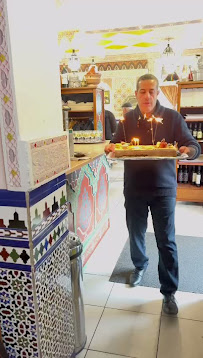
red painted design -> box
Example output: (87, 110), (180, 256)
(49, 234), (53, 245)
(0, 247), (10, 261)
(76, 175), (94, 242)
(43, 202), (50, 219)
(96, 165), (108, 224)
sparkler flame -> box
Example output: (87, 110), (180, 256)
(146, 115), (164, 145)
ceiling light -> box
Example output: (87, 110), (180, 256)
(163, 39), (175, 56)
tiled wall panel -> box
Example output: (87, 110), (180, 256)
(0, 174), (75, 357)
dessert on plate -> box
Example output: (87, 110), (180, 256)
(114, 139), (178, 158)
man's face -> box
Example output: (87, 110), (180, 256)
(135, 79), (159, 116)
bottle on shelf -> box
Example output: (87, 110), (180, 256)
(192, 166), (197, 185)
(188, 65), (193, 81)
(197, 123), (202, 140)
(61, 64), (68, 88)
(183, 166), (189, 184)
(188, 122), (193, 135)
(68, 129), (74, 158)
(192, 123), (197, 139)
(195, 166), (201, 187)
(178, 165), (183, 183)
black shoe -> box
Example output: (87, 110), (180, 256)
(129, 268), (146, 287)
(162, 294), (178, 315)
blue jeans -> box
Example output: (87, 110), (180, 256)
(125, 196), (178, 295)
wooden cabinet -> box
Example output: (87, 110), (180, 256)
(61, 87), (105, 141)
(176, 81), (203, 202)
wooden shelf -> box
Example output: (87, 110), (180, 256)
(177, 81), (203, 202)
(180, 107), (203, 115)
(177, 183), (203, 202)
(69, 110), (93, 113)
(178, 154), (203, 166)
(61, 86), (99, 94)
(177, 81), (203, 88)
(61, 87), (105, 140)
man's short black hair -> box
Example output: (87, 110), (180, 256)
(122, 102), (132, 108)
(136, 74), (159, 91)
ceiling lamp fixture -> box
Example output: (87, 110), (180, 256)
(163, 38), (175, 56)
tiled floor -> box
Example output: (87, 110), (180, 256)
(79, 161), (203, 358)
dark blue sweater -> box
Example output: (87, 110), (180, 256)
(111, 101), (201, 198)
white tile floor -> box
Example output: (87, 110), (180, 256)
(78, 161), (203, 358)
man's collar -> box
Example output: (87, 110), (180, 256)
(136, 100), (162, 120)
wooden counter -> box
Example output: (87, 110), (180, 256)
(66, 141), (110, 265)
(66, 141), (109, 175)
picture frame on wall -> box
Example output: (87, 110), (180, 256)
(104, 90), (110, 104)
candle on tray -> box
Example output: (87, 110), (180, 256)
(131, 137), (140, 146)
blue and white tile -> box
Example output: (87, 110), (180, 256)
(0, 206), (28, 230)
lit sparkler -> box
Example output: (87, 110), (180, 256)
(147, 115), (163, 145)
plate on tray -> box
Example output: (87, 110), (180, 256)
(107, 152), (188, 161)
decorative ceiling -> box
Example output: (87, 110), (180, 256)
(58, 19), (203, 59)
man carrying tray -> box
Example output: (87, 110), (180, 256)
(105, 74), (200, 315)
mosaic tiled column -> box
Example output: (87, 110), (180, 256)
(0, 174), (75, 357)
(67, 155), (110, 266)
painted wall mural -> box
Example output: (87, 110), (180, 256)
(66, 155), (110, 265)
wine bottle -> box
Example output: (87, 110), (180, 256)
(183, 166), (189, 184)
(197, 123), (202, 139)
(188, 122), (193, 135)
(178, 165), (183, 183)
(192, 166), (196, 185)
(61, 64), (68, 88)
(193, 123), (197, 138)
(195, 166), (201, 187)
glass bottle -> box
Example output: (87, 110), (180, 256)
(61, 64), (68, 88)
(183, 166), (189, 184)
(192, 166), (196, 185)
(192, 123), (197, 139)
(197, 123), (202, 139)
(195, 166), (201, 187)
(178, 165), (183, 183)
(188, 122), (193, 135)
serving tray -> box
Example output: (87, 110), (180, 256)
(107, 152), (188, 161)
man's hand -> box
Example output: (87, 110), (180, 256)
(179, 146), (190, 154)
(104, 143), (115, 154)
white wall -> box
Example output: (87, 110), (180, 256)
(6, 0), (63, 141)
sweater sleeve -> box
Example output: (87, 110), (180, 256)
(109, 111), (117, 134)
(173, 113), (201, 160)
(111, 120), (125, 143)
